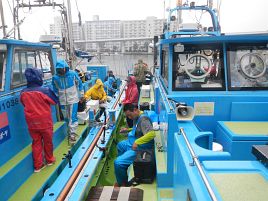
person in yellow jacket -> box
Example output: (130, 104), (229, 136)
(84, 79), (107, 122)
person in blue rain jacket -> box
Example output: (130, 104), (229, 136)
(52, 60), (84, 144)
(104, 76), (117, 97)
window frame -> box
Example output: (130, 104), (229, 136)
(227, 43), (268, 91)
(0, 50), (7, 92)
(11, 47), (53, 89)
(171, 43), (226, 91)
(160, 46), (169, 88)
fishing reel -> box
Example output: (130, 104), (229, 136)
(238, 52), (266, 79)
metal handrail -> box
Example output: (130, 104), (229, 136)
(179, 127), (218, 201)
(155, 76), (174, 111)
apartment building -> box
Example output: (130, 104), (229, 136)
(49, 15), (167, 52)
(84, 19), (121, 52)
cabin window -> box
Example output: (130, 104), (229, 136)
(161, 48), (169, 87)
(0, 51), (6, 91)
(172, 43), (225, 91)
(11, 48), (53, 88)
(34, 51), (53, 80)
(227, 43), (268, 90)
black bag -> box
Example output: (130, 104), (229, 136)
(78, 100), (86, 112)
(132, 149), (156, 184)
(139, 102), (150, 111)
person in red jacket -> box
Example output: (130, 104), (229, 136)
(122, 76), (139, 127)
(20, 68), (59, 173)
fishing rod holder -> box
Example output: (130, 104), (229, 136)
(96, 144), (106, 158)
(62, 150), (73, 168)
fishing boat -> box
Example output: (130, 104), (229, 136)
(1, 0), (268, 201)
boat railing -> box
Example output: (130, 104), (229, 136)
(155, 76), (174, 112)
(56, 82), (126, 200)
(164, 5), (221, 39)
(179, 127), (218, 201)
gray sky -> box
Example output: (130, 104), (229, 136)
(1, 0), (268, 41)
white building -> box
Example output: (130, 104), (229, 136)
(122, 17), (165, 52)
(84, 18), (121, 52)
(49, 16), (63, 36)
(50, 15), (167, 52)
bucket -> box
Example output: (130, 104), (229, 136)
(87, 100), (99, 115)
(108, 109), (116, 125)
(212, 142), (223, 152)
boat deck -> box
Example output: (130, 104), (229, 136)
(7, 123), (88, 201)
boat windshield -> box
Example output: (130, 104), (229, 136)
(228, 43), (268, 90)
(11, 48), (53, 88)
(171, 43), (225, 91)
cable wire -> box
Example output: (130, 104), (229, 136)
(7, 0), (14, 16)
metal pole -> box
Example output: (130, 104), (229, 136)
(16, 0), (20, 39)
(153, 36), (158, 71)
(177, 2), (182, 32)
(179, 127), (218, 201)
(66, 0), (74, 69)
(0, 0), (7, 37)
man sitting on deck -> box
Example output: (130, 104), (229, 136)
(114, 103), (156, 186)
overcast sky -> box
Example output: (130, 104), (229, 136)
(1, 0), (268, 41)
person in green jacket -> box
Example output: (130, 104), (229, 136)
(114, 103), (156, 186)
(133, 59), (148, 94)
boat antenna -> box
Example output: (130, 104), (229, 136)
(216, 0), (222, 26)
(0, 0), (7, 37)
(208, 0), (213, 9)
(66, 0), (75, 69)
(13, 0), (75, 69)
(75, 0), (82, 26)
(14, 0), (65, 39)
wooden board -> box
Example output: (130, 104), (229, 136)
(86, 186), (143, 201)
